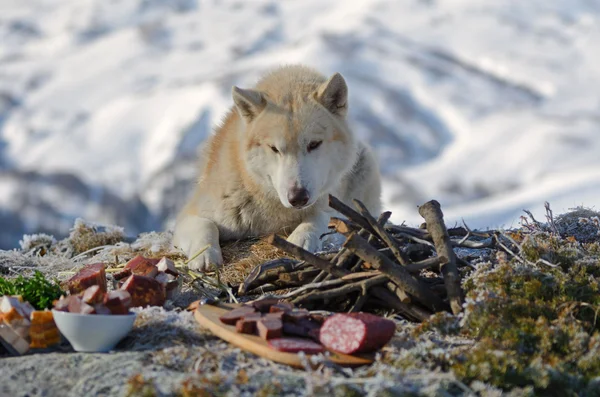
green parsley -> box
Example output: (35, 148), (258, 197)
(0, 271), (64, 310)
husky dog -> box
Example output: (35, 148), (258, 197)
(173, 65), (381, 271)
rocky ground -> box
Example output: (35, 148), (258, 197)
(2, 207), (600, 396)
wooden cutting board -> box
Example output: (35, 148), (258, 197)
(193, 303), (374, 368)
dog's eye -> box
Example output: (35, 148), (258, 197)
(307, 141), (322, 152)
(269, 145), (279, 154)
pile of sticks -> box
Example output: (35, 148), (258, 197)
(238, 195), (494, 321)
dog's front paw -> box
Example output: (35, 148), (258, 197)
(287, 230), (320, 252)
(187, 245), (223, 272)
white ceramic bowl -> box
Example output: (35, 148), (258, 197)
(52, 310), (137, 353)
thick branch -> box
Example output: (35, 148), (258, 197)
(351, 211), (392, 272)
(353, 200), (410, 266)
(292, 275), (388, 304)
(278, 268), (321, 284)
(405, 255), (447, 273)
(343, 232), (447, 312)
(369, 288), (431, 322)
(328, 195), (377, 236)
(268, 234), (348, 278)
(418, 200), (464, 315)
(328, 217), (357, 235)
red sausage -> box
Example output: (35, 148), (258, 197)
(319, 313), (396, 354)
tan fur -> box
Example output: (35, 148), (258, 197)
(173, 65), (382, 271)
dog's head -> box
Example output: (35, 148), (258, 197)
(233, 71), (357, 209)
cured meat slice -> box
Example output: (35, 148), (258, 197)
(104, 290), (132, 309)
(103, 297), (128, 315)
(252, 298), (280, 313)
(82, 285), (105, 304)
(257, 318), (283, 340)
(319, 313), (396, 354)
(264, 311), (284, 320)
(66, 296), (82, 313)
(112, 268), (132, 281)
(154, 272), (171, 285)
(283, 309), (310, 323)
(268, 338), (325, 354)
(219, 306), (256, 325)
(120, 275), (166, 308)
(123, 255), (159, 278)
(0, 296), (33, 328)
(269, 302), (294, 313)
(154, 272), (180, 299)
(67, 296), (95, 315)
(65, 263), (107, 294)
(235, 313), (262, 334)
(0, 324), (29, 354)
(308, 313), (326, 325)
(156, 258), (179, 277)
(52, 296), (73, 312)
(282, 318), (321, 339)
(1, 296), (34, 319)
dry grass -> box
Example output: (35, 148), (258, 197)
(219, 237), (286, 286)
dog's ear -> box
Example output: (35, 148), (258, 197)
(232, 86), (266, 123)
(315, 72), (348, 117)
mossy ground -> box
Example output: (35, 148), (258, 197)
(410, 208), (600, 395)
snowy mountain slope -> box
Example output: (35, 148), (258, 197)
(0, 0), (599, 247)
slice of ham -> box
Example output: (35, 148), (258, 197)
(319, 312), (396, 354)
(65, 263), (107, 294)
(154, 271), (179, 300)
(112, 268), (132, 281)
(123, 255), (159, 278)
(104, 290), (132, 308)
(156, 258), (179, 277)
(0, 296), (34, 327)
(268, 338), (325, 354)
(0, 324), (30, 354)
(82, 285), (105, 304)
(120, 275), (166, 308)
(52, 295), (73, 312)
(102, 290), (132, 314)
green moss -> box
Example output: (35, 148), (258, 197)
(413, 311), (460, 336)
(418, 231), (600, 394)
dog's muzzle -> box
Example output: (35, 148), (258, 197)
(287, 187), (310, 209)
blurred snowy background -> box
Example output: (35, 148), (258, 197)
(1, 0), (599, 248)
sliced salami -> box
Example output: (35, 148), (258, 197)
(219, 306), (256, 325)
(319, 312), (396, 354)
(235, 313), (262, 334)
(268, 337), (325, 354)
(257, 318), (283, 340)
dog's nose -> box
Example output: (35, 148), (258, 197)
(288, 187), (310, 208)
